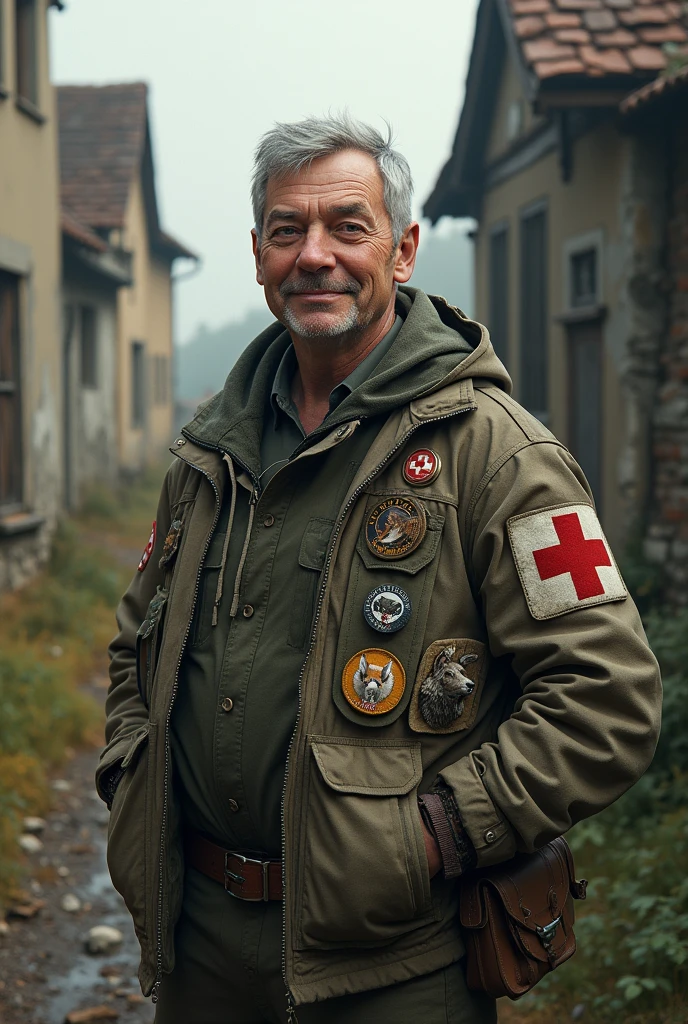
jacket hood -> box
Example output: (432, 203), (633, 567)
(181, 286), (512, 472)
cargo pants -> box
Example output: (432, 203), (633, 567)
(154, 868), (497, 1024)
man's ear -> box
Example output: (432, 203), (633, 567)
(252, 229), (264, 286)
(393, 222), (420, 285)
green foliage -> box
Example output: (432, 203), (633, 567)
(510, 611), (688, 1023)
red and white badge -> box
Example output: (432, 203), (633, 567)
(402, 448), (442, 487)
(138, 521), (157, 573)
(507, 504), (627, 620)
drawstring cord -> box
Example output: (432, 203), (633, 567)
(211, 455), (239, 627)
(230, 489), (257, 618)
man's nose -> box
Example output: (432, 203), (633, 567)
(295, 225), (336, 273)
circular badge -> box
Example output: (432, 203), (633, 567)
(342, 649), (406, 715)
(403, 448), (442, 487)
(365, 497), (427, 560)
(138, 521), (157, 573)
(363, 585), (412, 633)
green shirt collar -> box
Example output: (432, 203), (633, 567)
(270, 314), (403, 434)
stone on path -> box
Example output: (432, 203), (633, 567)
(7, 898), (45, 919)
(60, 893), (82, 913)
(85, 925), (124, 955)
(18, 834), (43, 853)
(52, 779), (72, 792)
(64, 1006), (119, 1023)
(22, 816), (46, 833)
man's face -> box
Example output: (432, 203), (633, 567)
(253, 149), (414, 341)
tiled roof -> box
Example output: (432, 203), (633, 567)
(508, 0), (687, 82)
(621, 61), (688, 110)
(61, 206), (108, 252)
(57, 83), (148, 229)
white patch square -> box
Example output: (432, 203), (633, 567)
(507, 504), (627, 621)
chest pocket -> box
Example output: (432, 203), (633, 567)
(332, 495), (446, 728)
(287, 517), (334, 650)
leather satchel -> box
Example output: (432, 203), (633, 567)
(459, 836), (588, 1000)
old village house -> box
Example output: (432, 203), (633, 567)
(425, 0), (688, 601)
(0, 0), (63, 589)
(58, 83), (197, 477)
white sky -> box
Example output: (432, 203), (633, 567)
(50, 0), (478, 343)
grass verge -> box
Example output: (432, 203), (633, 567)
(0, 462), (167, 905)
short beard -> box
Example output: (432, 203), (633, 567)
(281, 300), (365, 339)
(279, 271), (368, 340)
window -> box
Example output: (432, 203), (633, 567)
(0, 271), (22, 509)
(131, 341), (146, 428)
(519, 203), (548, 422)
(79, 306), (97, 389)
(488, 224), (509, 365)
(152, 354), (169, 406)
(569, 321), (603, 509)
(570, 248), (598, 308)
(15, 0), (37, 107)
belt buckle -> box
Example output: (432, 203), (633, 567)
(224, 852), (270, 902)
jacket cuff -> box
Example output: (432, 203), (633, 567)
(439, 753), (517, 867)
(419, 784), (476, 879)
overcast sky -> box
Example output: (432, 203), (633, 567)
(50, 0), (477, 344)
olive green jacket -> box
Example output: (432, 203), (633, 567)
(99, 289), (661, 1006)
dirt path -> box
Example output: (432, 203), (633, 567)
(0, 678), (155, 1024)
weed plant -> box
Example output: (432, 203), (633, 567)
(0, 465), (167, 903)
(504, 608), (688, 1023)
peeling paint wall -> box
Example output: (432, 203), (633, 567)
(0, 1), (62, 592)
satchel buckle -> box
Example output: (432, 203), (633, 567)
(536, 915), (561, 955)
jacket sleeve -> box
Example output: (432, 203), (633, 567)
(440, 440), (662, 868)
(95, 466), (175, 802)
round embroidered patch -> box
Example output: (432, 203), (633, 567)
(342, 649), (406, 715)
(402, 448), (442, 487)
(363, 585), (412, 634)
(138, 521), (157, 572)
(365, 497), (427, 560)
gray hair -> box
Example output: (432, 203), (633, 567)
(251, 113), (414, 247)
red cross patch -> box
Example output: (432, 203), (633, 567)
(402, 448), (441, 487)
(507, 505), (627, 620)
(138, 521), (157, 573)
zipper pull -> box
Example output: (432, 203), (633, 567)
(151, 980), (161, 1004)
(251, 484), (260, 506)
(286, 991), (299, 1023)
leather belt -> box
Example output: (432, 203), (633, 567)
(184, 831), (283, 901)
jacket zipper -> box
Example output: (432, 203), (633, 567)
(151, 450), (256, 1002)
(279, 404), (474, 1016)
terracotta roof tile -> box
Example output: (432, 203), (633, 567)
(627, 44), (669, 68)
(579, 43), (633, 71)
(505, 0), (687, 85)
(512, 0), (550, 12)
(58, 83), (148, 229)
(618, 6), (671, 24)
(556, 0), (605, 9)
(583, 8), (618, 29)
(639, 23), (688, 42)
(515, 15), (547, 37)
(595, 27), (637, 44)
(555, 27), (591, 41)
(545, 12), (582, 26)
(523, 37), (577, 59)
(534, 57), (588, 76)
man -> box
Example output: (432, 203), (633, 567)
(99, 114), (661, 1024)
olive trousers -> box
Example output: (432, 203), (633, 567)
(154, 868), (497, 1024)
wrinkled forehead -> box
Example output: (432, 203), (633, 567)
(263, 149), (386, 219)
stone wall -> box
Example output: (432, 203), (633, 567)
(644, 108), (688, 605)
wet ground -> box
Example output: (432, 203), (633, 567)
(0, 678), (155, 1024)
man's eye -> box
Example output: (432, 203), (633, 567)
(340, 223), (364, 234)
(273, 226), (298, 237)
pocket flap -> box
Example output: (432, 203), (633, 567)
(299, 518), (334, 571)
(310, 736), (423, 796)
